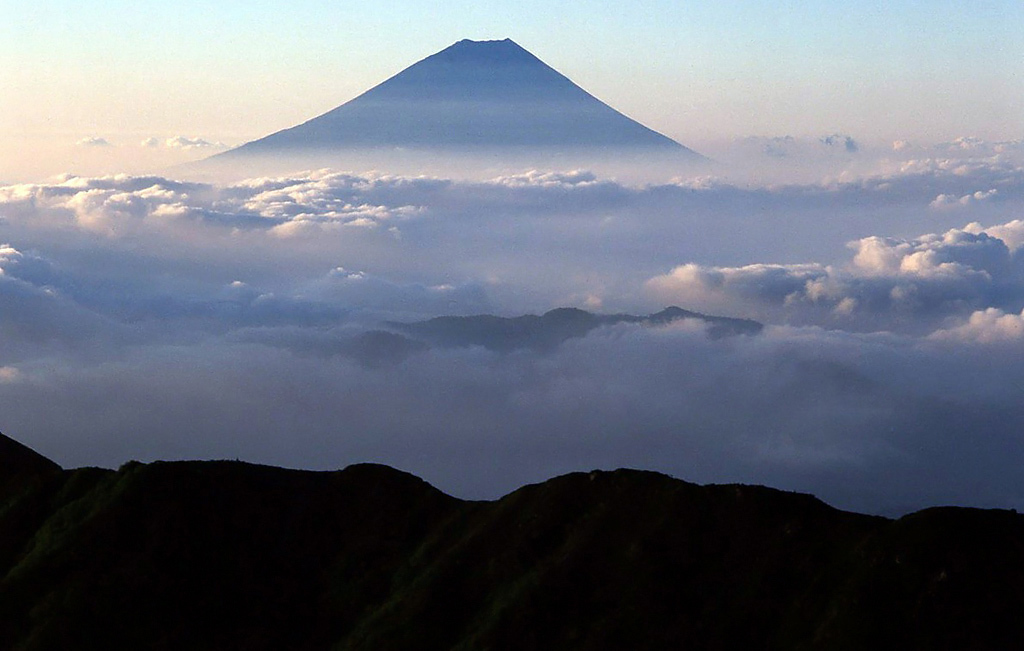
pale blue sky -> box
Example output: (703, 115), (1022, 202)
(2, 0), (1021, 165)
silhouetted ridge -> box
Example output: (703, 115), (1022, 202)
(388, 306), (763, 352)
(0, 432), (60, 498)
(219, 39), (702, 156)
(0, 432), (59, 476)
(2, 433), (1023, 648)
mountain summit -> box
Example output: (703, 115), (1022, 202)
(221, 39), (701, 157)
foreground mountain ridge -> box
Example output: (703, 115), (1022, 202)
(1, 432), (1023, 649)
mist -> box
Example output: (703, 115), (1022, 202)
(1, 137), (1023, 516)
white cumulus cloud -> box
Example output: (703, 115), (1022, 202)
(76, 136), (113, 147)
(647, 220), (1024, 333)
(164, 136), (227, 150)
(930, 189), (998, 210)
(930, 307), (1024, 343)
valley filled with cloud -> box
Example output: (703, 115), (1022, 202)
(2, 145), (1023, 515)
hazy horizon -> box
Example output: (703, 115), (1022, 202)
(3, 2), (1022, 180)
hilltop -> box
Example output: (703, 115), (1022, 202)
(1, 431), (1023, 648)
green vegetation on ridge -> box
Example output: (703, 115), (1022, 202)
(1, 432), (1022, 649)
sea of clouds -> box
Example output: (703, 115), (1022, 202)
(1, 144), (1023, 515)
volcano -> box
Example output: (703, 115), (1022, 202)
(218, 39), (701, 158)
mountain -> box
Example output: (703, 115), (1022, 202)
(2, 432), (1024, 649)
(217, 39), (702, 159)
(0, 432), (60, 498)
(232, 307), (761, 369)
(388, 306), (763, 353)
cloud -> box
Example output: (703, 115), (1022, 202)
(820, 133), (858, 153)
(929, 307), (1024, 343)
(933, 137), (1024, 158)
(0, 163), (1023, 516)
(0, 244), (23, 272)
(238, 174), (424, 236)
(76, 137), (113, 147)
(929, 189), (998, 210)
(731, 134), (860, 160)
(163, 136), (227, 150)
(965, 219), (1024, 250)
(875, 137), (1024, 171)
(2, 161), (1023, 323)
(0, 249), (115, 351)
(489, 169), (599, 188)
(302, 266), (492, 317)
(140, 136), (228, 150)
(647, 219), (1024, 333)
(3, 317), (1023, 517)
(231, 327), (427, 368)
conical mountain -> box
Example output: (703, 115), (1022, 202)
(221, 39), (701, 157)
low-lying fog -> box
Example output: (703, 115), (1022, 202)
(2, 137), (1023, 515)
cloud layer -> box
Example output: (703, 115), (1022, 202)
(142, 136), (228, 150)
(75, 137), (113, 147)
(2, 153), (1024, 515)
(648, 220), (1024, 333)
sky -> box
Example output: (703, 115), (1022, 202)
(2, 1), (1022, 178)
(2, 2), (1024, 516)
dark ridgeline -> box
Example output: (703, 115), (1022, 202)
(0, 434), (60, 499)
(388, 306), (764, 353)
(215, 38), (704, 158)
(1, 431), (1024, 649)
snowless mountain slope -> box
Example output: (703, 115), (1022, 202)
(220, 39), (700, 156)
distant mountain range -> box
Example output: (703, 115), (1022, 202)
(389, 306), (763, 353)
(232, 307), (764, 369)
(2, 431), (1023, 649)
(215, 39), (703, 160)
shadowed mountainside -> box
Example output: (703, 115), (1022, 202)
(387, 306), (764, 353)
(229, 306), (763, 369)
(1, 431), (1023, 649)
(216, 39), (702, 158)
(0, 435), (61, 500)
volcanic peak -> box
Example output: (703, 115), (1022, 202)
(220, 38), (700, 156)
(429, 38), (538, 65)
